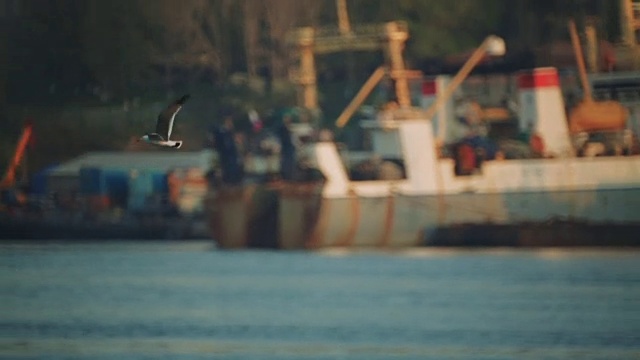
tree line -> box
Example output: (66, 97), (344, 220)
(0, 0), (625, 177)
(3, 0), (621, 105)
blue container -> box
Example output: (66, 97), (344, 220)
(128, 192), (148, 211)
(128, 170), (159, 210)
(30, 164), (58, 195)
(129, 171), (154, 196)
(102, 168), (130, 207)
(152, 173), (169, 193)
(79, 167), (105, 195)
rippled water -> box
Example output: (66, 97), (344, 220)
(1, 242), (639, 359)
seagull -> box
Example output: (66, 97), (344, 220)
(139, 94), (190, 149)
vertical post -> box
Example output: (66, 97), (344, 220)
(568, 20), (592, 101)
(621, 0), (636, 46)
(385, 22), (411, 108)
(298, 27), (318, 110)
(584, 21), (599, 73)
(0, 5), (7, 118)
(336, 0), (351, 35)
(336, 0), (356, 97)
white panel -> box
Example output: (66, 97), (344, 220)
(399, 121), (439, 193)
(311, 143), (350, 198)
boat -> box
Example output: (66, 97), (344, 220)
(206, 68), (640, 249)
(205, 27), (640, 249)
(1, 150), (215, 241)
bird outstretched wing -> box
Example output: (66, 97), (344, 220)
(156, 94), (190, 140)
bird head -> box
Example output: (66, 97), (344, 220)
(138, 134), (150, 143)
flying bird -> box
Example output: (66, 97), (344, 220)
(139, 94), (190, 149)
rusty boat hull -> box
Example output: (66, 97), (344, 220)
(206, 182), (324, 249)
(206, 66), (640, 250)
(206, 181), (640, 249)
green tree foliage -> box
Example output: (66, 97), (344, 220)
(0, 18), (6, 118)
(1, 0), (630, 173)
(8, 0), (626, 102)
(377, 0), (509, 57)
(81, 1), (155, 99)
(139, 0), (240, 79)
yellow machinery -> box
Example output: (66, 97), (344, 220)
(567, 19), (629, 133)
(286, 0), (414, 112)
(288, 0), (508, 136)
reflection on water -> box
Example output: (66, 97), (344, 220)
(1, 243), (639, 359)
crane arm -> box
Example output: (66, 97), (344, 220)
(568, 19), (592, 102)
(335, 67), (386, 128)
(1, 124), (33, 189)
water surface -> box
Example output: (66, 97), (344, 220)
(1, 242), (639, 359)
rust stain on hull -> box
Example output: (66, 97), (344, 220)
(334, 189), (361, 247)
(278, 182), (323, 249)
(208, 186), (250, 248)
(307, 197), (331, 249)
(208, 182), (640, 249)
(378, 194), (395, 247)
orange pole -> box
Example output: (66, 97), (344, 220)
(568, 19), (592, 101)
(335, 66), (386, 128)
(1, 124), (33, 189)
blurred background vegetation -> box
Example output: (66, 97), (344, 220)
(0, 0), (626, 174)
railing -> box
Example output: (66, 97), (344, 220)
(286, 21), (409, 54)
